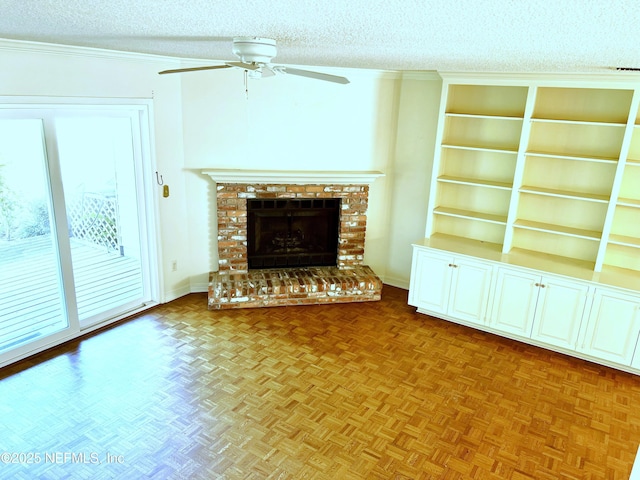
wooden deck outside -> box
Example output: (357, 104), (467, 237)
(0, 234), (142, 352)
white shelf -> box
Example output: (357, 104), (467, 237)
(519, 185), (609, 203)
(526, 151), (619, 164)
(506, 247), (596, 279)
(513, 219), (602, 241)
(415, 234), (504, 261)
(433, 207), (508, 225)
(530, 118), (627, 128)
(525, 150), (619, 164)
(597, 264), (640, 292)
(618, 197), (640, 208)
(438, 175), (512, 190)
(442, 144), (519, 154)
(608, 234), (640, 248)
(445, 112), (524, 121)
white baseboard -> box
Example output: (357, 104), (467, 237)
(162, 285), (192, 303)
(381, 275), (409, 290)
(190, 282), (209, 293)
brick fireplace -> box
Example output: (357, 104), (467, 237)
(204, 169), (384, 309)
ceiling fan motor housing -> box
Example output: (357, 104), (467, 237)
(232, 37), (277, 64)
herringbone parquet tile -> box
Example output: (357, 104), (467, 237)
(1, 286), (640, 479)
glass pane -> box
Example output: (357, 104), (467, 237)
(56, 117), (144, 323)
(0, 119), (68, 352)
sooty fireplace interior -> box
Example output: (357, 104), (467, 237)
(247, 198), (340, 269)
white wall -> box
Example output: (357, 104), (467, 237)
(0, 39), (442, 299)
(383, 73), (442, 288)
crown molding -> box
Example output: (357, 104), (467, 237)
(438, 70), (640, 86)
(0, 37), (180, 65)
(400, 71), (441, 81)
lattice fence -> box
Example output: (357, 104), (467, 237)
(67, 193), (119, 251)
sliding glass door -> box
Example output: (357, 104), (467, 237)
(0, 118), (74, 352)
(56, 115), (148, 325)
(0, 103), (157, 365)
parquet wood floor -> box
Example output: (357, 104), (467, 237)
(1, 285), (640, 479)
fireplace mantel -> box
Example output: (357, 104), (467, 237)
(201, 169), (384, 185)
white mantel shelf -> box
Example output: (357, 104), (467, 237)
(201, 169), (385, 185)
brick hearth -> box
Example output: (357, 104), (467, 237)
(208, 266), (382, 309)
(208, 180), (383, 309)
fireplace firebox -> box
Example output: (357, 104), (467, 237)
(247, 198), (340, 269)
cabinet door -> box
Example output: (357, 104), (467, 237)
(579, 289), (640, 365)
(408, 248), (453, 314)
(489, 268), (539, 337)
(448, 259), (493, 325)
(530, 278), (589, 350)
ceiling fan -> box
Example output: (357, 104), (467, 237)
(158, 37), (350, 84)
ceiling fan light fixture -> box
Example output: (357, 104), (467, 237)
(232, 37), (277, 64)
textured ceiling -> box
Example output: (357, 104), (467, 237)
(2, 0), (640, 73)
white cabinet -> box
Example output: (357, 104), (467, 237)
(409, 242), (640, 373)
(488, 268), (539, 337)
(409, 248), (452, 314)
(529, 277), (590, 350)
(579, 289), (640, 365)
(448, 259), (493, 324)
(409, 247), (493, 325)
(489, 267), (589, 348)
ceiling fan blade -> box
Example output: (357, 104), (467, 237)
(225, 61), (260, 71)
(159, 64), (232, 75)
(279, 67), (350, 84)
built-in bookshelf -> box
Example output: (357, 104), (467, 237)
(430, 84), (528, 250)
(413, 76), (640, 376)
(424, 76), (640, 288)
(510, 87), (631, 269)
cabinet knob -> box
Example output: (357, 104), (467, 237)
(534, 283), (540, 287)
